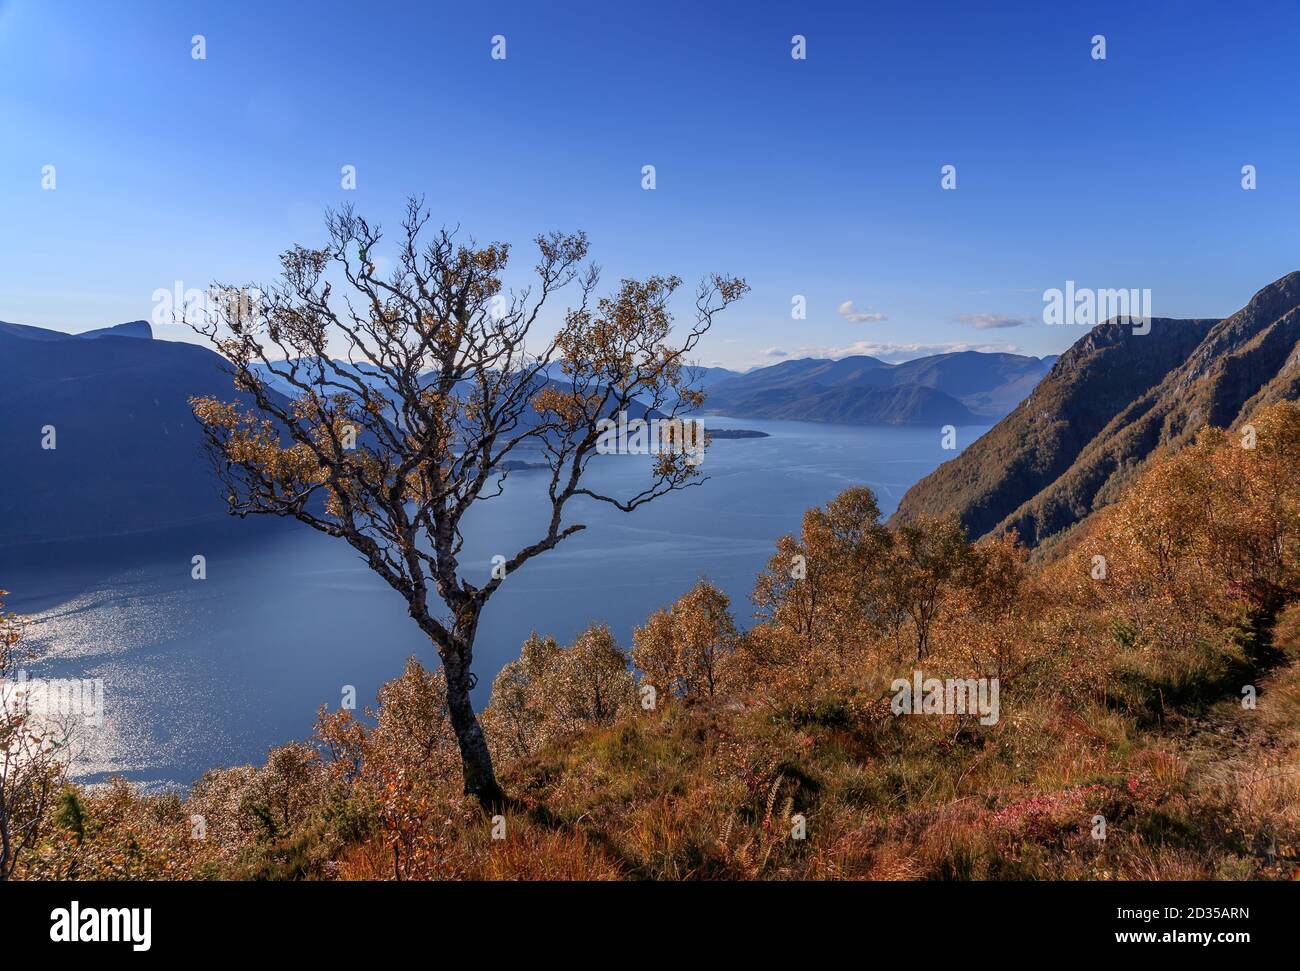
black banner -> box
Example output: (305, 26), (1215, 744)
(0, 880), (1284, 958)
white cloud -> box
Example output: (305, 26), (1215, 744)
(953, 313), (1032, 330)
(764, 347), (788, 357)
(838, 300), (888, 323)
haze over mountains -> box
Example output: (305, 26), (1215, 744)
(700, 352), (1057, 425)
(893, 270), (1300, 548)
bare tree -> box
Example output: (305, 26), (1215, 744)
(0, 592), (68, 880)
(189, 198), (746, 808)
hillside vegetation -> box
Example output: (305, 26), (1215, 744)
(8, 399), (1300, 881)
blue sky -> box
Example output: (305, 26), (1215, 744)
(1, 0), (1297, 369)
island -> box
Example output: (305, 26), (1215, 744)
(707, 428), (770, 439)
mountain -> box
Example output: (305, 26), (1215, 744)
(685, 364), (743, 389)
(892, 271), (1300, 546)
(708, 355), (894, 395)
(888, 352), (1057, 418)
(702, 351), (1052, 426)
(705, 381), (981, 425)
(0, 329), (675, 545)
(0, 320), (287, 545)
(78, 320), (153, 340)
(249, 359), (663, 435)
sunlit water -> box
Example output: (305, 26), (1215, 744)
(0, 417), (987, 788)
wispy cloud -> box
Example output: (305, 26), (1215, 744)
(953, 313), (1033, 330)
(763, 347), (788, 357)
(838, 300), (888, 323)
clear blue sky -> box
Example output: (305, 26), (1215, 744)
(2, 0), (1297, 368)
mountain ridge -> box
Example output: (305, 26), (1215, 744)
(702, 350), (1054, 426)
(0, 319), (285, 545)
(892, 271), (1300, 546)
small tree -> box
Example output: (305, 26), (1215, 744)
(482, 633), (562, 763)
(954, 532), (1034, 681)
(0, 592), (68, 880)
(189, 199), (746, 808)
(751, 486), (896, 665)
(546, 623), (636, 732)
(887, 516), (974, 660)
(632, 578), (738, 701)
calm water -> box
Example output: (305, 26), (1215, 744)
(0, 417), (986, 787)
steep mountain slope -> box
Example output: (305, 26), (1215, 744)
(893, 270), (1300, 545)
(702, 351), (1051, 425)
(0, 321), (286, 544)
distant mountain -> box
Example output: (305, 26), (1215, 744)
(706, 381), (981, 425)
(248, 359), (397, 403)
(0, 330), (678, 545)
(78, 320), (153, 340)
(887, 352), (1057, 418)
(892, 271), (1300, 547)
(249, 359), (663, 435)
(702, 351), (1052, 426)
(0, 320), (287, 545)
(685, 364), (743, 389)
(709, 356), (894, 395)
(0, 320), (153, 342)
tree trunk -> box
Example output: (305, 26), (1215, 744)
(441, 635), (504, 813)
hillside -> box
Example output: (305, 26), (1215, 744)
(893, 271), (1300, 544)
(0, 321), (289, 545)
(16, 398), (1300, 882)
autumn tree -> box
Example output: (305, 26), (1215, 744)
(1058, 402), (1300, 670)
(0, 592), (68, 880)
(544, 623), (636, 733)
(632, 578), (738, 702)
(949, 532), (1035, 681)
(481, 633), (562, 764)
(885, 515), (974, 660)
(313, 658), (463, 876)
(750, 487), (896, 668)
(1196, 405), (1300, 612)
(189, 199), (745, 808)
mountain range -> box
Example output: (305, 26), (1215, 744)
(0, 325), (653, 544)
(699, 351), (1056, 425)
(11, 270), (1298, 550)
(892, 270), (1300, 548)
